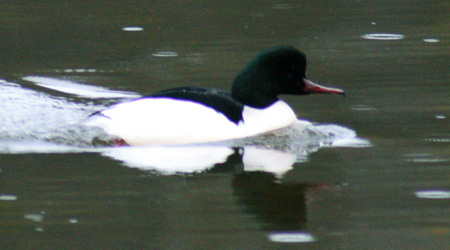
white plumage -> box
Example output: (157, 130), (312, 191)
(86, 98), (298, 145)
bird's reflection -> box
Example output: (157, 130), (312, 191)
(101, 145), (302, 176)
(207, 147), (324, 232)
(100, 127), (368, 234)
(100, 123), (370, 175)
(232, 171), (313, 231)
(102, 144), (332, 232)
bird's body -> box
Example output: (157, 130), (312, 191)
(87, 46), (345, 145)
(89, 96), (297, 145)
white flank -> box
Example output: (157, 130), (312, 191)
(86, 98), (298, 145)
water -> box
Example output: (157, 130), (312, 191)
(1, 1), (449, 249)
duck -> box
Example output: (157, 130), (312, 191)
(87, 46), (345, 146)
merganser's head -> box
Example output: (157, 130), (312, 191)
(232, 46), (345, 108)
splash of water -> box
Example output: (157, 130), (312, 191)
(0, 78), (127, 152)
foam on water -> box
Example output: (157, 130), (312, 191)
(0, 78), (121, 150)
(23, 76), (140, 99)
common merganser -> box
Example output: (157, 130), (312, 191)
(87, 46), (345, 145)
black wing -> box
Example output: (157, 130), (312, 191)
(148, 87), (244, 124)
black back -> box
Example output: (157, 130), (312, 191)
(148, 87), (244, 124)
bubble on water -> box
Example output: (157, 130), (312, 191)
(423, 38), (439, 43)
(24, 213), (45, 222)
(268, 232), (316, 243)
(415, 190), (450, 199)
(151, 51), (179, 57)
(0, 194), (18, 201)
(351, 105), (376, 111)
(404, 153), (448, 163)
(362, 33), (404, 40)
(122, 26), (144, 32)
(272, 4), (293, 9)
(424, 136), (450, 143)
(69, 218), (79, 224)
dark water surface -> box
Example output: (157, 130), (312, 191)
(1, 1), (449, 249)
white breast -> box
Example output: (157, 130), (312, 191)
(86, 98), (298, 145)
(239, 100), (298, 135)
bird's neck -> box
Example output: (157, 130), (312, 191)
(231, 66), (279, 109)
